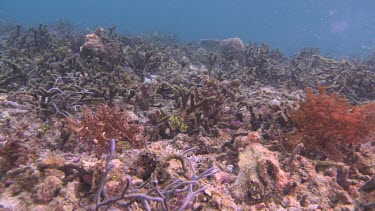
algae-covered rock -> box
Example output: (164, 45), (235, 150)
(232, 142), (287, 204)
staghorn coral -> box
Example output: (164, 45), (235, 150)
(95, 140), (218, 211)
(68, 105), (144, 156)
(5, 24), (54, 55)
(149, 79), (233, 138)
(2, 25), (138, 118)
(180, 79), (227, 136)
(290, 86), (375, 161)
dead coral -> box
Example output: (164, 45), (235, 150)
(35, 175), (63, 203)
(80, 27), (124, 64)
(0, 59), (27, 90)
(0, 139), (33, 175)
(232, 143), (287, 204)
(6, 24), (55, 55)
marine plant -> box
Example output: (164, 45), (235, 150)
(291, 86), (375, 161)
(67, 105), (144, 156)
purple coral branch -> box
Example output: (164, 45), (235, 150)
(95, 143), (217, 211)
(95, 139), (116, 207)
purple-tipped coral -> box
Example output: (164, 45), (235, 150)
(95, 140), (218, 211)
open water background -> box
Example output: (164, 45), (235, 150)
(1, 0), (375, 57)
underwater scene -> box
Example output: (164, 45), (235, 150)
(0, 1), (374, 210)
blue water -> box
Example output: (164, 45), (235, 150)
(1, 0), (375, 57)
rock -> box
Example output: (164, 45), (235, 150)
(232, 143), (287, 204)
(35, 176), (63, 203)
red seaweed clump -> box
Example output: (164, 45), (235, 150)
(0, 139), (33, 175)
(291, 86), (375, 160)
(67, 105), (144, 156)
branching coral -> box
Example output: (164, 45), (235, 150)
(0, 59), (27, 90)
(3, 25), (137, 118)
(95, 140), (218, 211)
(123, 36), (165, 77)
(291, 86), (375, 160)
(179, 80), (227, 136)
(68, 105), (144, 156)
(5, 24), (55, 56)
(150, 80), (229, 138)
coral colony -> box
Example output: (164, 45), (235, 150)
(0, 23), (374, 210)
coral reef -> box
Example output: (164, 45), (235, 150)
(0, 23), (374, 210)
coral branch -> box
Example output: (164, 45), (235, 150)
(95, 142), (217, 211)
